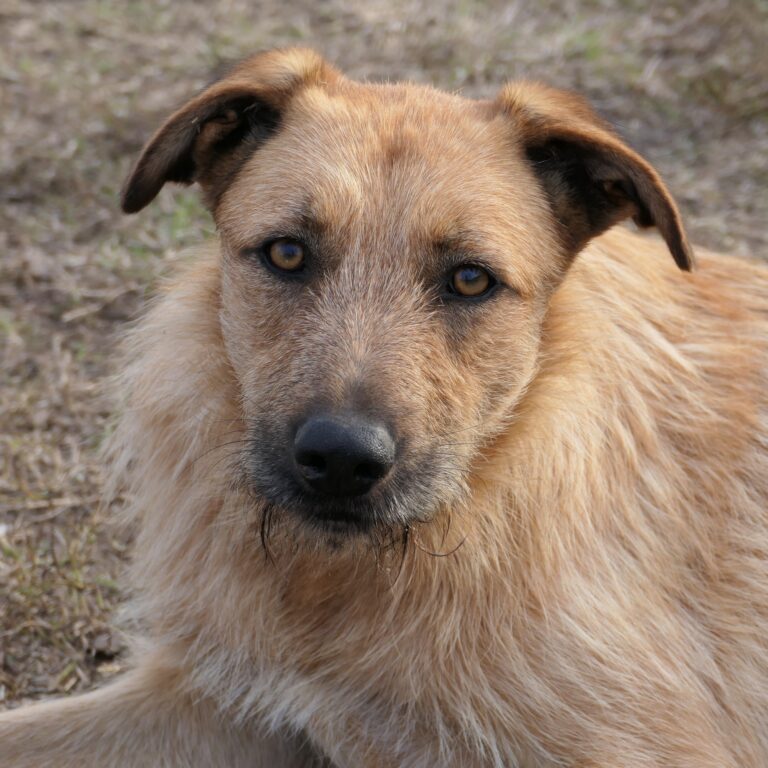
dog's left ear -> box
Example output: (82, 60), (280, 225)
(121, 48), (339, 213)
(498, 82), (693, 270)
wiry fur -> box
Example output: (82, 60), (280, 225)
(2, 49), (767, 768)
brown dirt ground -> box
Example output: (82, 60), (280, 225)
(1, 0), (766, 708)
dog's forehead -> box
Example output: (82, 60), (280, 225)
(218, 80), (554, 279)
(294, 80), (496, 153)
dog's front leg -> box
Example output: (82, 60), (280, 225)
(0, 657), (323, 768)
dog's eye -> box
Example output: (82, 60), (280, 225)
(448, 264), (496, 298)
(264, 239), (306, 273)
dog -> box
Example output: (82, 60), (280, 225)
(1, 47), (767, 768)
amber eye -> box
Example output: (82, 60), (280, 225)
(448, 264), (495, 298)
(264, 238), (305, 273)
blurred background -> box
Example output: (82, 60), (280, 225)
(1, 0), (766, 707)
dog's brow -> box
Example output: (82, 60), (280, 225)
(232, 202), (330, 250)
(299, 208), (332, 238)
(269, 208), (329, 243)
(433, 232), (499, 268)
(433, 231), (482, 255)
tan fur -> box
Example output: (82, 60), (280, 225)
(2, 49), (767, 768)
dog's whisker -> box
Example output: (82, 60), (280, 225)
(189, 438), (251, 469)
(432, 420), (487, 438)
(204, 449), (251, 479)
(259, 504), (276, 565)
(412, 530), (467, 559)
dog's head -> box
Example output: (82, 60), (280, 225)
(122, 48), (691, 539)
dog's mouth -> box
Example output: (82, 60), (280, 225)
(246, 456), (428, 541)
(309, 507), (380, 538)
(262, 484), (403, 537)
(314, 505), (367, 526)
(244, 422), (469, 544)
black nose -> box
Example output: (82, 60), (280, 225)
(293, 414), (396, 498)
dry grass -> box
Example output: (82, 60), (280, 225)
(1, 0), (766, 708)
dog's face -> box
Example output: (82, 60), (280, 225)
(122, 49), (691, 538)
(215, 88), (556, 535)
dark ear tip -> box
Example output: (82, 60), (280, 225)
(120, 194), (141, 214)
(120, 175), (152, 214)
(674, 243), (695, 272)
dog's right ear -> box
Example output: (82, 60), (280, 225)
(497, 82), (694, 271)
(121, 48), (338, 213)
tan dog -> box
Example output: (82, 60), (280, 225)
(1, 48), (767, 768)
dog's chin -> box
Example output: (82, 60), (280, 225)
(285, 493), (403, 538)
(306, 507), (379, 537)
(249, 477), (409, 545)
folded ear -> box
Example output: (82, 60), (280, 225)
(121, 48), (339, 214)
(498, 82), (693, 270)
